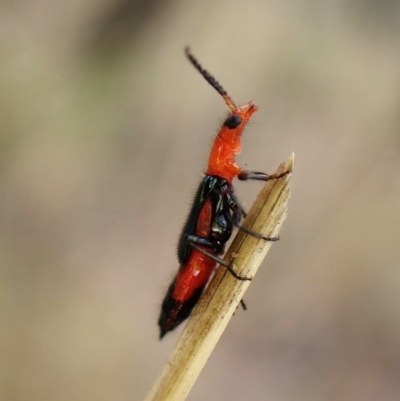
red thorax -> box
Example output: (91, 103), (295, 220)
(206, 102), (258, 183)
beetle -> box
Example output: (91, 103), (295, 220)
(158, 48), (287, 338)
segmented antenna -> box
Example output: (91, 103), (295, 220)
(185, 47), (237, 111)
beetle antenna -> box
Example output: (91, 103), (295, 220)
(185, 47), (237, 111)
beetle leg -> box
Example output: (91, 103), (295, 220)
(235, 223), (280, 241)
(238, 170), (289, 182)
(187, 242), (252, 281)
(226, 192), (280, 241)
(185, 234), (223, 254)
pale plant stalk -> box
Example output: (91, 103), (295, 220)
(145, 154), (294, 401)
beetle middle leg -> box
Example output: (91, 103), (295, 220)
(224, 192), (280, 241)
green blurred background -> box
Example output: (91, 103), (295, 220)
(1, 1), (400, 400)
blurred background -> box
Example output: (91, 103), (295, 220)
(1, 1), (400, 400)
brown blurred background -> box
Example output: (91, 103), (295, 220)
(1, 1), (400, 400)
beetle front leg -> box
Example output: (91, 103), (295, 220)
(238, 170), (289, 182)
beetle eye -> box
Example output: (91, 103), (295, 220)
(223, 114), (242, 129)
